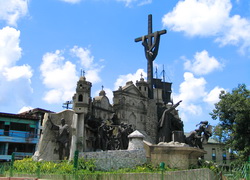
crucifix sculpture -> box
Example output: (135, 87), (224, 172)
(135, 14), (167, 99)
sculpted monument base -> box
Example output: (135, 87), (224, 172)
(144, 141), (206, 169)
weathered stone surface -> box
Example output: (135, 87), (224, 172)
(80, 149), (147, 171)
(128, 130), (145, 150)
(144, 141), (206, 169)
(33, 110), (74, 161)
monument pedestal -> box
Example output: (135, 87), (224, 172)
(144, 141), (206, 169)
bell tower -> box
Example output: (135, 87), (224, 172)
(72, 75), (92, 114)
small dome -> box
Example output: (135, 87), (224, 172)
(99, 89), (106, 96)
(79, 76), (86, 81)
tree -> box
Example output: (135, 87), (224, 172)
(210, 84), (250, 161)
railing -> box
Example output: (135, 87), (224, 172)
(0, 130), (38, 138)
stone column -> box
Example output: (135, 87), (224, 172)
(128, 130), (145, 150)
(69, 113), (78, 160)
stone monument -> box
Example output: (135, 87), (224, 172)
(34, 14), (209, 170)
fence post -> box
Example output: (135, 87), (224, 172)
(10, 152), (15, 177)
(247, 156), (250, 180)
(160, 162), (165, 180)
(74, 150), (79, 180)
(36, 162), (41, 179)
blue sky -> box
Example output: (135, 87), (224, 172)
(0, 0), (249, 132)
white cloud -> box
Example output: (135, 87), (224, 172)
(176, 72), (207, 102)
(59, 0), (81, 4)
(85, 69), (101, 84)
(0, 26), (33, 111)
(162, 0), (250, 52)
(0, 27), (22, 70)
(3, 65), (32, 81)
(162, 0), (231, 36)
(0, 0), (28, 26)
(173, 72), (207, 121)
(184, 50), (222, 75)
(70, 46), (102, 84)
(203, 86), (225, 106)
(18, 106), (33, 113)
(215, 15), (250, 54)
(40, 50), (78, 104)
(114, 69), (146, 90)
(71, 46), (93, 69)
(40, 46), (103, 104)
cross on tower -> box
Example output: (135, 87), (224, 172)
(140, 72), (143, 79)
(135, 14), (167, 99)
(81, 69), (85, 77)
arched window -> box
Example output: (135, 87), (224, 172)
(78, 94), (83, 102)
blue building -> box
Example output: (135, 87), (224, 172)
(0, 112), (40, 161)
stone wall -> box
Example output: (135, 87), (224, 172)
(79, 149), (147, 171)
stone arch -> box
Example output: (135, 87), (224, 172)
(139, 101), (145, 110)
(128, 112), (136, 129)
(78, 94), (83, 102)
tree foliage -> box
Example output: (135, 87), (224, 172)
(210, 84), (250, 160)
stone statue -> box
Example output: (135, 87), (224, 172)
(157, 100), (182, 143)
(186, 121), (212, 149)
(48, 117), (70, 160)
(196, 121), (212, 144)
(185, 129), (202, 149)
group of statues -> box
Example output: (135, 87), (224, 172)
(96, 122), (133, 151)
(157, 100), (212, 149)
(47, 102), (212, 160)
(47, 114), (134, 160)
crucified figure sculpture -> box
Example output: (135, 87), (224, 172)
(135, 14), (167, 99)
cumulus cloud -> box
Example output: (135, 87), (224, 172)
(174, 72), (225, 122)
(0, 0), (29, 26)
(173, 72), (207, 121)
(162, 0), (250, 53)
(40, 47), (102, 104)
(40, 50), (78, 104)
(3, 65), (32, 81)
(184, 50), (223, 75)
(203, 86), (225, 106)
(176, 72), (207, 103)
(0, 27), (22, 70)
(114, 69), (146, 90)
(0, 26), (33, 111)
(70, 46), (102, 84)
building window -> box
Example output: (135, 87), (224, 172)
(78, 94), (83, 102)
(0, 121), (4, 129)
(212, 148), (216, 162)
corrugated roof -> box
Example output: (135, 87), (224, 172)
(0, 112), (39, 120)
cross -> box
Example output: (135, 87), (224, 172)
(140, 72), (143, 79)
(135, 14), (167, 99)
(101, 85), (104, 90)
(81, 69), (85, 77)
(62, 101), (72, 109)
